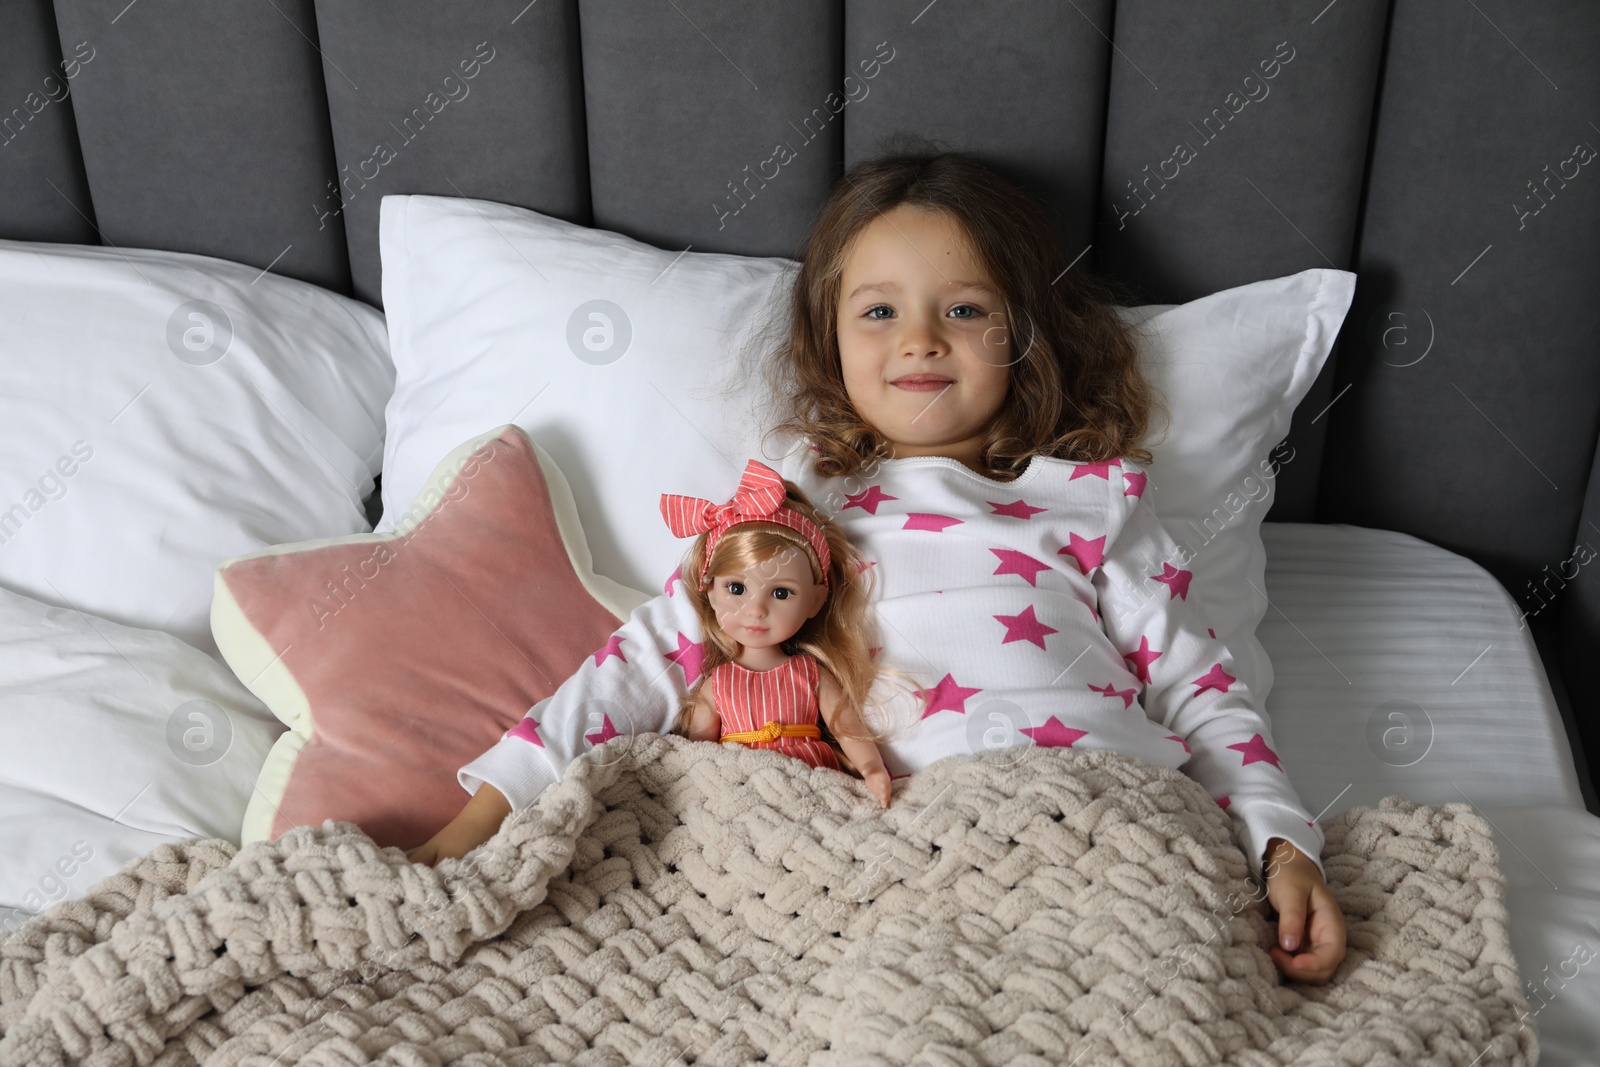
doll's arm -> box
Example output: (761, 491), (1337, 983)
(685, 683), (721, 742)
(818, 669), (892, 808)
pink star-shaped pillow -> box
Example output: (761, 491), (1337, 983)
(212, 425), (642, 849)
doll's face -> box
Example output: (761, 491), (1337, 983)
(706, 545), (827, 650)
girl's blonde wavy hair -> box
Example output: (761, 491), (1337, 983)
(668, 478), (921, 772)
(755, 138), (1168, 481)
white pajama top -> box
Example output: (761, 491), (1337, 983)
(459, 436), (1326, 879)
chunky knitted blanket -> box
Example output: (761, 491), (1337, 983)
(0, 735), (1536, 1066)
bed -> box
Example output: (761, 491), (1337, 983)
(2, 1), (1597, 1064)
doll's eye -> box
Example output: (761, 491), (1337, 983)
(725, 581), (745, 596)
(772, 588), (792, 600)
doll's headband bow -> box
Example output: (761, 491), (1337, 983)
(660, 459), (831, 591)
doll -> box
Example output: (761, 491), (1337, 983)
(660, 458), (895, 807)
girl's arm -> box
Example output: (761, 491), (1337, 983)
(1094, 483), (1347, 985)
(455, 582), (705, 814)
(417, 582), (700, 866)
(409, 782), (511, 866)
(1091, 465), (1326, 882)
(818, 668), (892, 807)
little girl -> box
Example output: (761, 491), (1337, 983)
(658, 457), (895, 807)
(413, 148), (1346, 986)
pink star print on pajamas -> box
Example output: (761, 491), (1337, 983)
(584, 715), (624, 746)
(915, 674), (984, 718)
(1151, 562), (1193, 600)
(1022, 717), (1089, 747)
(1122, 635), (1161, 683)
(1069, 460), (1120, 481)
(1089, 681), (1137, 709)
(1058, 532), (1106, 574)
(995, 604), (1058, 649)
(1191, 663), (1237, 695)
(1227, 733), (1283, 770)
(663, 632), (704, 685)
(990, 548), (1051, 585)
(904, 513), (962, 532)
(507, 717), (543, 746)
(845, 485), (898, 514)
(987, 498), (1047, 519)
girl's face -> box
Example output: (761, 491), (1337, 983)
(835, 204), (1013, 468)
(707, 544), (827, 650)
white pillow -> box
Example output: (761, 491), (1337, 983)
(377, 194), (793, 594)
(0, 583), (281, 929)
(377, 194), (1353, 699)
(1114, 268), (1355, 701)
(0, 239), (393, 660)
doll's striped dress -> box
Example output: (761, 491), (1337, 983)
(712, 651), (841, 771)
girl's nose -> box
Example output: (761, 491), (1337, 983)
(901, 337), (946, 361)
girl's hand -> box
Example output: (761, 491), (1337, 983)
(862, 764), (893, 808)
(1262, 837), (1347, 984)
(407, 783), (511, 867)
(409, 823), (483, 867)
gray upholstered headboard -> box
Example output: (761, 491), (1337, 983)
(3, 1), (1597, 782)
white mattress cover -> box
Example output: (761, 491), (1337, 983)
(1259, 522), (1584, 814)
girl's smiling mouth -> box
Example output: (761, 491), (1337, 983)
(891, 374), (954, 391)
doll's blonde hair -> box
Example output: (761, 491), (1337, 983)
(669, 478), (916, 765)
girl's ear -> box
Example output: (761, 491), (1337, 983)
(806, 581), (828, 619)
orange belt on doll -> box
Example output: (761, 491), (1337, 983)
(721, 721), (822, 745)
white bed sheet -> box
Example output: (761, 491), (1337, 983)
(1262, 521), (1599, 1065)
(1259, 521), (1584, 813)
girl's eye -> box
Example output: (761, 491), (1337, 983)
(772, 588), (792, 600)
(863, 304), (983, 320)
(725, 581), (745, 596)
